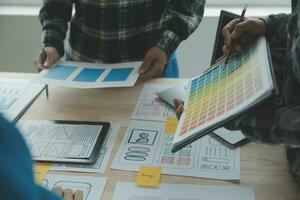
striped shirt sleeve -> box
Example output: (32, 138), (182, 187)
(156, 0), (205, 57)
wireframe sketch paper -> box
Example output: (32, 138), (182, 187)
(0, 78), (44, 122)
(172, 37), (276, 152)
(111, 120), (240, 180)
(32, 61), (141, 88)
(51, 122), (121, 173)
(42, 174), (107, 200)
(131, 84), (176, 122)
(18, 120), (106, 162)
(112, 182), (255, 200)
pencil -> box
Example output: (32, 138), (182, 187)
(40, 48), (49, 100)
(224, 4), (248, 68)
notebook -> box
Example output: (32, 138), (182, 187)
(171, 37), (277, 152)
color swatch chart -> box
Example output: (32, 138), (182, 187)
(176, 37), (273, 145)
(33, 61), (140, 88)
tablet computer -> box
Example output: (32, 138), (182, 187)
(18, 120), (110, 164)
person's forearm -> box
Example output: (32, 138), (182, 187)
(39, 0), (73, 56)
(156, 0), (205, 57)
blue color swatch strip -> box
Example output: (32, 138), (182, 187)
(73, 68), (105, 82)
(44, 65), (76, 80)
(103, 68), (133, 82)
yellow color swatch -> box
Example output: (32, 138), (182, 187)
(165, 116), (178, 135)
(34, 162), (51, 184)
(136, 166), (161, 187)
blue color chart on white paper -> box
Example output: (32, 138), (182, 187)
(32, 61), (141, 88)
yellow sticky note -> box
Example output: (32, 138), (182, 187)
(34, 162), (51, 184)
(165, 116), (178, 135)
(136, 166), (161, 187)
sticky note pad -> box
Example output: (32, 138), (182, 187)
(34, 162), (51, 184)
(136, 166), (161, 187)
(44, 65), (76, 80)
(165, 116), (178, 135)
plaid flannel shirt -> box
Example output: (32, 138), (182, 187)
(39, 0), (205, 63)
(226, 0), (300, 181)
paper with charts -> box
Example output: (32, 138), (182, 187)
(32, 61), (141, 88)
(172, 37), (275, 152)
(0, 78), (44, 122)
(132, 84), (176, 122)
(51, 122), (120, 173)
(42, 174), (107, 200)
(18, 120), (104, 162)
(112, 182), (255, 200)
(111, 120), (240, 180)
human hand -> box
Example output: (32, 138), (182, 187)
(222, 18), (266, 55)
(52, 186), (83, 200)
(34, 47), (61, 71)
(138, 47), (167, 80)
(174, 98), (184, 120)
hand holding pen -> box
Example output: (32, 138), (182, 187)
(34, 47), (61, 71)
(222, 4), (266, 67)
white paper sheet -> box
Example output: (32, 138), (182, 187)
(111, 120), (240, 180)
(0, 78), (44, 122)
(131, 84), (176, 122)
(157, 83), (188, 108)
(32, 61), (141, 88)
(42, 174), (107, 200)
(112, 182), (255, 200)
(18, 120), (104, 162)
(213, 127), (246, 145)
(51, 122), (121, 173)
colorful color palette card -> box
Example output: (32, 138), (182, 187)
(172, 37), (276, 152)
(33, 61), (141, 88)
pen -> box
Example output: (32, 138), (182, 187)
(224, 4), (248, 68)
(40, 48), (49, 100)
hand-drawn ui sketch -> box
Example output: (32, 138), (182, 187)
(51, 122), (121, 173)
(43, 174), (107, 200)
(0, 78), (44, 122)
(111, 120), (240, 180)
(131, 84), (176, 122)
(18, 120), (103, 162)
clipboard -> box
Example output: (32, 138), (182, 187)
(18, 120), (110, 164)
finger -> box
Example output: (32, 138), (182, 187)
(43, 56), (57, 69)
(140, 63), (164, 80)
(231, 20), (251, 39)
(63, 189), (74, 200)
(34, 53), (44, 71)
(138, 56), (152, 74)
(222, 45), (228, 55)
(52, 186), (63, 197)
(176, 104), (184, 120)
(222, 19), (240, 47)
(74, 190), (83, 200)
(173, 98), (184, 109)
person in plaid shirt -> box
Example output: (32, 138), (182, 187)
(175, 0), (300, 184)
(34, 0), (205, 79)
